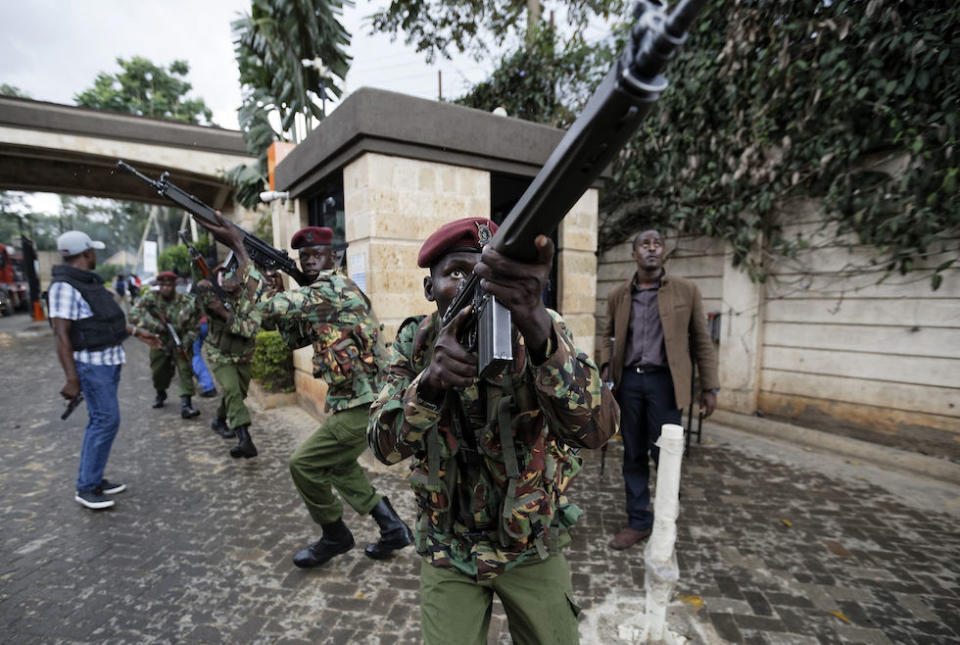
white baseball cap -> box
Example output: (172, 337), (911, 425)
(57, 231), (106, 257)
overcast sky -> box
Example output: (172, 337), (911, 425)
(0, 0), (496, 213)
(0, 0), (492, 127)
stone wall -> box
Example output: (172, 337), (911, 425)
(595, 204), (960, 457)
(276, 150), (601, 414)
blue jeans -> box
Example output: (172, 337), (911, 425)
(192, 321), (215, 393)
(616, 367), (682, 530)
(76, 362), (122, 493)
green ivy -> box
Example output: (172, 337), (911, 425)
(252, 330), (295, 393)
(599, 0), (958, 288)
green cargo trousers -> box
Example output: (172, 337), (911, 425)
(149, 348), (195, 397)
(211, 361), (252, 429)
(288, 405), (381, 526)
(420, 553), (581, 645)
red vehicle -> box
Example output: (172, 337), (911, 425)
(0, 244), (29, 314)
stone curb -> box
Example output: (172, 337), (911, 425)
(709, 409), (960, 487)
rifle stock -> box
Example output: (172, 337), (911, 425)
(177, 230), (233, 314)
(443, 0), (706, 377)
(154, 309), (189, 362)
(117, 161), (310, 286)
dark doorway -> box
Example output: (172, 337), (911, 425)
(306, 172), (346, 269)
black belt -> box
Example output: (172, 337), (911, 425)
(627, 364), (667, 374)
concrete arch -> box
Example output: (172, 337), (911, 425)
(0, 96), (254, 210)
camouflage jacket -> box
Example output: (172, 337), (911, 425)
(368, 310), (619, 581)
(129, 289), (201, 351)
(195, 288), (260, 365)
(247, 266), (381, 412)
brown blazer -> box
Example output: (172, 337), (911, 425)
(599, 272), (719, 410)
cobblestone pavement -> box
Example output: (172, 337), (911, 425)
(2, 315), (959, 644)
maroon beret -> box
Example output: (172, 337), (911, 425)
(156, 271), (178, 281)
(417, 217), (499, 268)
(290, 226), (333, 249)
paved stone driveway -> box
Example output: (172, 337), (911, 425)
(1, 321), (958, 644)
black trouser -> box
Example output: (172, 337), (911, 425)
(616, 366), (682, 531)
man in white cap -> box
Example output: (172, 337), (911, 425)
(49, 231), (160, 510)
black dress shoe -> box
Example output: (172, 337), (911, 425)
(199, 388), (218, 398)
(365, 497), (414, 559)
(152, 390), (166, 409)
(293, 520), (354, 568)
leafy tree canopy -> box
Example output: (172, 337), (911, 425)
(0, 192), (58, 250)
(370, 0), (627, 63)
(74, 56), (215, 125)
(456, 26), (609, 127)
(0, 84), (31, 98)
(228, 0), (353, 207)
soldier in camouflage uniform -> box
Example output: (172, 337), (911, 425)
(195, 218), (414, 569)
(196, 270), (261, 458)
(368, 217), (619, 645)
(129, 271), (202, 419)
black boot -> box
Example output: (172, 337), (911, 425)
(180, 396), (200, 419)
(364, 497), (414, 560)
(292, 519), (355, 568)
(210, 416), (234, 438)
(229, 425), (258, 458)
(152, 390), (166, 409)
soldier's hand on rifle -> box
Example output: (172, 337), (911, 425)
(475, 234), (555, 360)
(195, 279), (213, 292)
(264, 268), (285, 293)
(195, 210), (247, 260)
(420, 305), (478, 402)
(206, 297), (230, 321)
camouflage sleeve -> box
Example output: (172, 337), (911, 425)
(224, 295), (262, 339)
(128, 292), (163, 335)
(175, 293), (202, 347)
(367, 320), (433, 465)
(529, 310), (619, 450)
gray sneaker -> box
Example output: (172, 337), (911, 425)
(75, 489), (115, 510)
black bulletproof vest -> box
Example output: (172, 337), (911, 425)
(51, 264), (128, 351)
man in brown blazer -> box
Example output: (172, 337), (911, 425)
(600, 228), (720, 550)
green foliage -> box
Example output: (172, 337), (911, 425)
(228, 0), (354, 207)
(157, 236), (212, 276)
(598, 1), (959, 287)
(254, 212), (273, 242)
(0, 193), (58, 250)
(94, 263), (122, 282)
(371, 0), (626, 63)
(0, 84), (30, 98)
(252, 330), (295, 392)
(57, 196), (152, 260)
(158, 245), (191, 275)
(456, 28), (602, 127)
(74, 56), (214, 124)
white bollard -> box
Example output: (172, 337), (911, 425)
(643, 423), (685, 643)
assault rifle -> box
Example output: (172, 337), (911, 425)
(177, 230), (232, 314)
(61, 393), (84, 421)
(117, 160), (310, 286)
(442, 0), (707, 378)
(155, 309), (190, 362)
